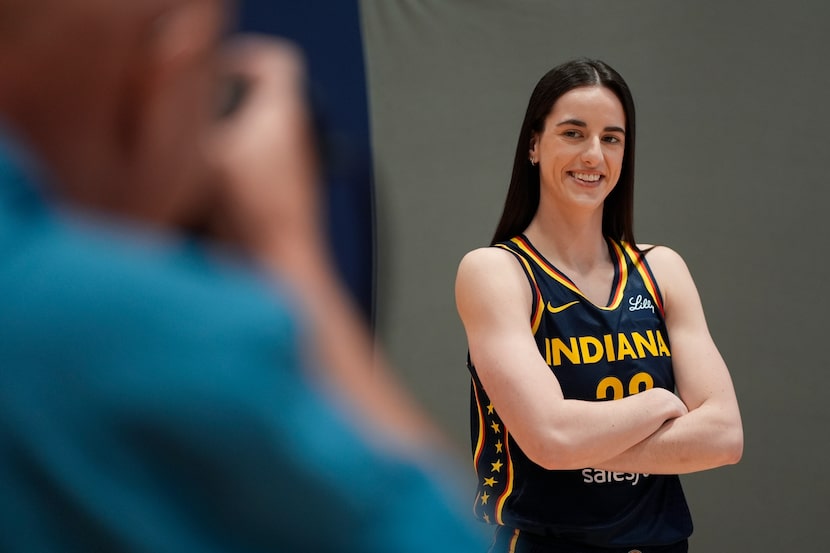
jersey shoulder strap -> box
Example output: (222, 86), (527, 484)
(619, 241), (666, 317)
(493, 238), (544, 334)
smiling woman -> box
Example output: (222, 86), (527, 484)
(490, 60), (639, 248)
(528, 86), (626, 228)
(455, 59), (743, 553)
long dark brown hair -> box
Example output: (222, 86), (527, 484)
(491, 59), (637, 246)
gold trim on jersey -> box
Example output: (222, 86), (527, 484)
(495, 243), (544, 333)
(494, 426), (515, 524)
(471, 379), (516, 526)
(508, 528), (521, 552)
(508, 236), (628, 311)
(472, 380), (487, 472)
(621, 242), (665, 316)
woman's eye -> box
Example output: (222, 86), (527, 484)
(603, 135), (623, 144)
(563, 130), (581, 138)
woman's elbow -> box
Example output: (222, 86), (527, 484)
(528, 450), (580, 471)
(724, 426), (744, 465)
(715, 421), (743, 466)
(520, 432), (589, 471)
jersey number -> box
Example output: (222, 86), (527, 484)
(596, 372), (654, 401)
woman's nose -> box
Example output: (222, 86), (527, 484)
(580, 137), (602, 166)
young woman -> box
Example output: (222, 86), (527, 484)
(455, 59), (743, 553)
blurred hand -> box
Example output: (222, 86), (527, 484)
(202, 35), (444, 450)
(206, 35), (324, 266)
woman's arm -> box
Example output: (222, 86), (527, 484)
(595, 246), (743, 474)
(455, 247), (687, 470)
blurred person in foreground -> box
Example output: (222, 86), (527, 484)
(0, 0), (487, 551)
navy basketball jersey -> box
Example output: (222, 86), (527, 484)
(468, 235), (693, 548)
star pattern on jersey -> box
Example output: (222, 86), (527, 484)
(474, 394), (510, 524)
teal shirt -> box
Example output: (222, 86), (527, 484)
(0, 134), (487, 552)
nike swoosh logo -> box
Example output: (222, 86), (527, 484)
(547, 300), (579, 314)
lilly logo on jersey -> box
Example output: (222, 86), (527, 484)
(628, 294), (655, 313)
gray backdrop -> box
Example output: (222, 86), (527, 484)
(360, 1), (830, 550)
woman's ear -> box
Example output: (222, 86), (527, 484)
(528, 134), (538, 164)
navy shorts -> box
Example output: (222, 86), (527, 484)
(489, 525), (689, 553)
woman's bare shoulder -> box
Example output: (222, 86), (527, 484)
(638, 244), (696, 299)
(458, 245), (519, 271)
(456, 246), (530, 300)
(638, 244), (688, 271)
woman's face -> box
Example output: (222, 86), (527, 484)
(529, 85), (626, 213)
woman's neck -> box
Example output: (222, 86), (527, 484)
(523, 201), (609, 276)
